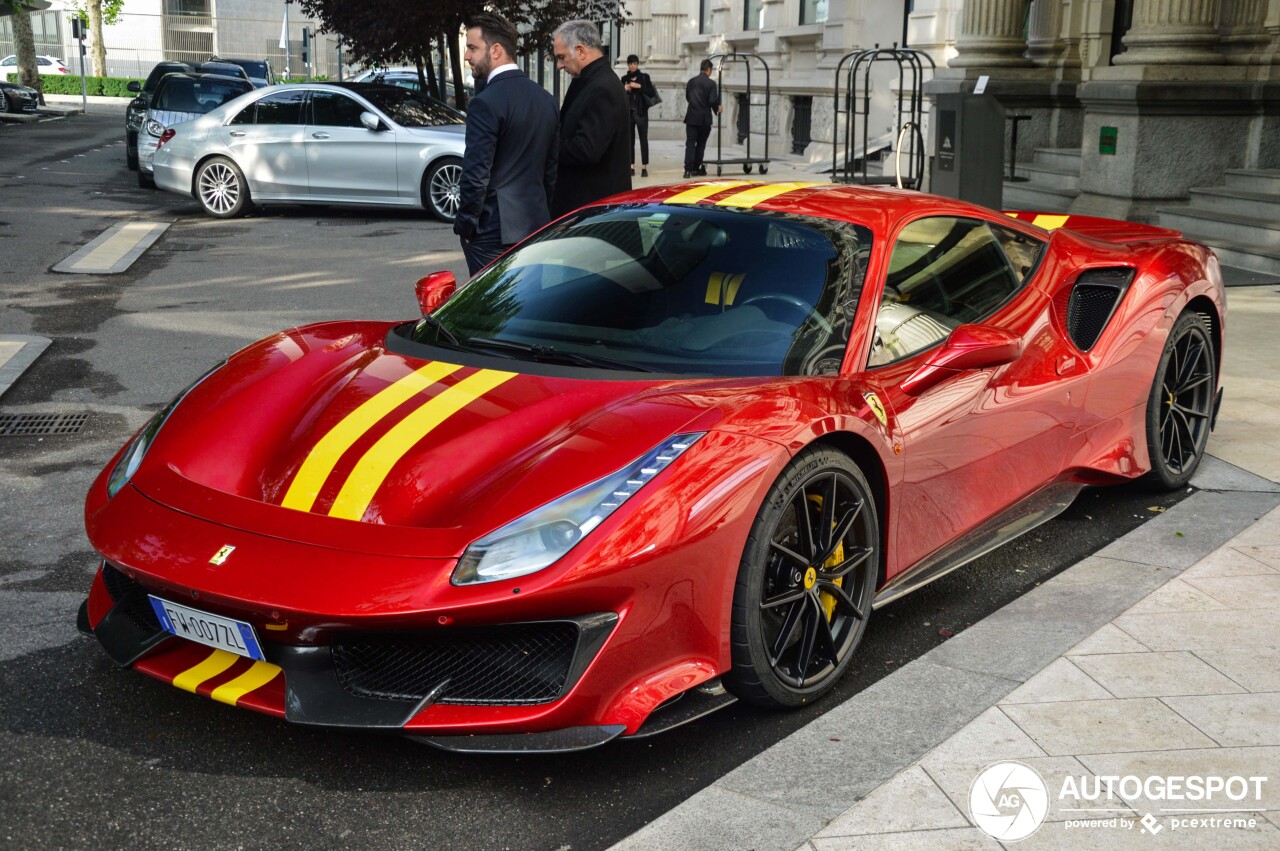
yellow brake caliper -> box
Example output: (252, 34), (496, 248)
(806, 494), (844, 622)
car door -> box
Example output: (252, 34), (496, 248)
(305, 90), (401, 203)
(859, 216), (1085, 576)
(221, 90), (308, 199)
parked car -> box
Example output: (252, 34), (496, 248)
(0, 78), (39, 113)
(125, 61), (195, 170)
(136, 72), (253, 188)
(151, 82), (465, 221)
(208, 56), (275, 88)
(0, 54), (71, 75)
(349, 66), (472, 102)
(77, 184), (1225, 751)
(196, 61), (254, 87)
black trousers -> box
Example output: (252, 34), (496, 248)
(684, 123), (712, 171)
(460, 231), (508, 277)
(630, 111), (649, 165)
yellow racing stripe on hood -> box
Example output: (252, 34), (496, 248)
(328, 368), (517, 522)
(715, 182), (824, 208)
(663, 181), (752, 205)
(281, 360), (463, 513)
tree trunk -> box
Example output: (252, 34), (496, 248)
(10, 9), (43, 101)
(89, 1), (107, 77)
(446, 31), (466, 111)
(420, 50), (439, 101)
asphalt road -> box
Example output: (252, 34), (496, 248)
(0, 106), (1186, 850)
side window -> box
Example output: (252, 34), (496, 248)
(310, 92), (366, 127)
(868, 217), (1025, 367)
(256, 90), (307, 124)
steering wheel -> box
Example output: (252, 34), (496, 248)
(741, 293), (813, 322)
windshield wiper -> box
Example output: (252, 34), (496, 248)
(463, 337), (656, 372)
(417, 314), (460, 347)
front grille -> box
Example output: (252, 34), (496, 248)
(331, 622), (581, 706)
(101, 562), (162, 634)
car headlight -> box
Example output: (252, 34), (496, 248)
(452, 433), (705, 586)
(145, 118), (164, 137)
(105, 363), (224, 499)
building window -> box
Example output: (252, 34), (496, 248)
(800, 0), (828, 26)
(699, 0), (712, 35)
(744, 0), (763, 31)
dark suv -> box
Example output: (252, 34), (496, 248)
(208, 56), (275, 88)
(125, 61), (193, 170)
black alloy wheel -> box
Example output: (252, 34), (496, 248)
(725, 446), (879, 707)
(1145, 310), (1216, 489)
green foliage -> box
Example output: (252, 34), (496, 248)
(280, 75), (330, 83)
(5, 72), (143, 97)
(68, 0), (126, 27)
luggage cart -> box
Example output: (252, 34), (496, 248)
(832, 46), (934, 189)
(704, 52), (771, 176)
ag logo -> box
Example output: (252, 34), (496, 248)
(209, 545), (236, 566)
(969, 761), (1049, 842)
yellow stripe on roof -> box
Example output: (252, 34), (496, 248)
(664, 181), (753, 205)
(172, 648), (240, 693)
(1032, 214), (1070, 231)
(281, 360), (463, 513)
(328, 368), (517, 522)
(209, 660), (282, 706)
(715, 182), (825, 208)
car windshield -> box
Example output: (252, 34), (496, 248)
(407, 204), (872, 377)
(154, 76), (251, 113)
(144, 63), (190, 92)
(359, 87), (464, 127)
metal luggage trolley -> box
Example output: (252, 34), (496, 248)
(832, 46), (935, 189)
(705, 52), (771, 176)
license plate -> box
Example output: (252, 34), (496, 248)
(149, 596), (265, 661)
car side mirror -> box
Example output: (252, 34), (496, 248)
(415, 271), (456, 315)
(360, 111), (382, 131)
(901, 324), (1023, 396)
(127, 80), (141, 93)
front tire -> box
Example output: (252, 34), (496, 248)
(126, 130), (138, 170)
(422, 157), (462, 223)
(725, 446), (879, 708)
(194, 156), (251, 218)
(1144, 311), (1216, 490)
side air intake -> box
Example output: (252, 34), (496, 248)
(1066, 268), (1134, 351)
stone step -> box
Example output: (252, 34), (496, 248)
(1008, 162), (1080, 191)
(1201, 237), (1280, 277)
(1188, 186), (1280, 219)
(1223, 168), (1280, 195)
(1031, 147), (1082, 171)
(1157, 207), (1280, 249)
(1002, 182), (1077, 214)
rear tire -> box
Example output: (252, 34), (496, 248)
(194, 156), (251, 218)
(724, 446), (879, 708)
(422, 157), (462, 223)
(137, 169), (154, 189)
(126, 131), (138, 170)
(1143, 311), (1216, 490)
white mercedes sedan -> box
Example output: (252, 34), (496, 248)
(151, 82), (465, 221)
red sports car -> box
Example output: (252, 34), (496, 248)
(79, 182), (1224, 752)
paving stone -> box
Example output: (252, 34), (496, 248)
(1181, 547), (1279, 578)
(1236, 545), (1280, 570)
(1194, 647), (1280, 692)
(810, 827), (993, 850)
(1078, 747), (1280, 812)
(1122, 578), (1229, 615)
(1182, 574), (1280, 610)
(1191, 454), (1280, 493)
(1000, 658), (1113, 704)
(919, 706), (1047, 767)
(1071, 652), (1246, 699)
(923, 755), (1132, 824)
(1114, 609), (1280, 652)
(1013, 817), (1280, 849)
(1065, 624), (1151, 656)
(814, 766), (969, 838)
(1163, 693), (1280, 747)
(1096, 491), (1280, 571)
(1001, 698), (1217, 756)
(610, 784), (826, 851)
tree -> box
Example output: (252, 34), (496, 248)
(0, 1), (43, 99)
(298, 0), (629, 110)
(70, 0), (125, 77)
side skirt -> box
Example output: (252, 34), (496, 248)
(872, 482), (1085, 609)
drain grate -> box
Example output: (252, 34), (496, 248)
(0, 412), (89, 436)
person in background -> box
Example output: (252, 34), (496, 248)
(683, 58), (722, 179)
(620, 54), (657, 178)
(550, 20), (631, 217)
(454, 12), (559, 276)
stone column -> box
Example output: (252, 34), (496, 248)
(1113, 0), (1223, 64)
(1026, 0), (1064, 66)
(950, 0), (1034, 67)
(1218, 0), (1270, 63)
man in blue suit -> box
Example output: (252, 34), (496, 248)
(455, 12), (559, 276)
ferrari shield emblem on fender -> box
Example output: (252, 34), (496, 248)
(209, 545), (236, 566)
(864, 392), (888, 427)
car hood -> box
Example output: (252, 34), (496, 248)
(131, 321), (790, 552)
(403, 124), (465, 139)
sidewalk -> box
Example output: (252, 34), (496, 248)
(612, 283), (1280, 847)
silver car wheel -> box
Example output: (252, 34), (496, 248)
(199, 162), (241, 216)
(428, 162), (462, 219)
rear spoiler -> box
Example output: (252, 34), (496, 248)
(1003, 211), (1183, 244)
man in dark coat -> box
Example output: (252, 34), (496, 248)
(550, 20), (631, 218)
(620, 54), (657, 178)
(683, 58), (722, 178)
(454, 12), (559, 275)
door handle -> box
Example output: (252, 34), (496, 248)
(229, 130), (246, 137)
(311, 131), (330, 139)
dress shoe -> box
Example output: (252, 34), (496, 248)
(683, 170), (693, 178)
(641, 167), (648, 177)
(696, 166), (707, 176)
